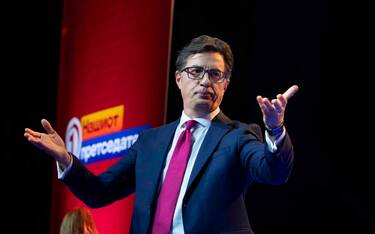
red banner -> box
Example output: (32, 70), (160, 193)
(51, 0), (173, 233)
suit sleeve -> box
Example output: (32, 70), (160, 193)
(61, 135), (141, 208)
(238, 125), (294, 185)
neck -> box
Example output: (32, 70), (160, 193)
(183, 108), (209, 118)
(183, 107), (220, 119)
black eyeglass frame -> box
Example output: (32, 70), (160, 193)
(180, 66), (230, 83)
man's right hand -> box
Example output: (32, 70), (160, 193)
(24, 119), (71, 168)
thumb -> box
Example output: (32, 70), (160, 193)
(41, 119), (55, 134)
(283, 85), (299, 100)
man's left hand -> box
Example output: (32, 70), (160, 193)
(256, 85), (299, 129)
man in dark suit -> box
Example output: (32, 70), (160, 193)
(25, 35), (298, 234)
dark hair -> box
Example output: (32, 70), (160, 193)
(176, 35), (233, 75)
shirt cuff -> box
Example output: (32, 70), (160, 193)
(56, 153), (73, 179)
(265, 126), (286, 153)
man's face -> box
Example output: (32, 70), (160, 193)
(176, 52), (229, 117)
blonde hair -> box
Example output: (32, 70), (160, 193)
(60, 207), (99, 234)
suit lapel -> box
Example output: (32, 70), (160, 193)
(143, 120), (179, 206)
(186, 112), (233, 191)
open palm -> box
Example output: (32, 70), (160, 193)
(24, 119), (71, 166)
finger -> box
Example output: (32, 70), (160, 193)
(256, 96), (266, 111)
(262, 98), (275, 113)
(283, 85), (299, 100)
(41, 119), (55, 134)
(24, 128), (42, 139)
(24, 132), (42, 143)
(272, 99), (283, 112)
(277, 94), (287, 106)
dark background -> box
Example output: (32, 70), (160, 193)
(2, 0), (367, 234)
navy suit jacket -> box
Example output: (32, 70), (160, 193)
(62, 112), (294, 234)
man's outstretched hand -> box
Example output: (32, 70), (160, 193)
(24, 119), (71, 167)
(256, 85), (299, 130)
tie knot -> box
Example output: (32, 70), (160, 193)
(184, 120), (197, 132)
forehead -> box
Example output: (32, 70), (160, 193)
(185, 52), (225, 69)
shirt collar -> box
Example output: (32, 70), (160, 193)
(179, 108), (220, 129)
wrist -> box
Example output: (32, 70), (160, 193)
(265, 124), (284, 137)
(59, 152), (72, 169)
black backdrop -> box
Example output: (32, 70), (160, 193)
(2, 0), (367, 234)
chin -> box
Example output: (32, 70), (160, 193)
(194, 101), (214, 113)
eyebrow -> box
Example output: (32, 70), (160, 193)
(189, 65), (222, 71)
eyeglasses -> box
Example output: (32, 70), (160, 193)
(181, 66), (229, 83)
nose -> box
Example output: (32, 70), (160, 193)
(200, 71), (211, 86)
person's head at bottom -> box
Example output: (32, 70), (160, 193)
(60, 207), (99, 234)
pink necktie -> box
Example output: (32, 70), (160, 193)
(152, 120), (198, 234)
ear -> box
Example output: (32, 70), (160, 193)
(223, 79), (230, 92)
(175, 71), (182, 89)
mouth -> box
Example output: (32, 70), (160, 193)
(195, 91), (213, 99)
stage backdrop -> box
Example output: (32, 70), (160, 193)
(51, 0), (173, 233)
